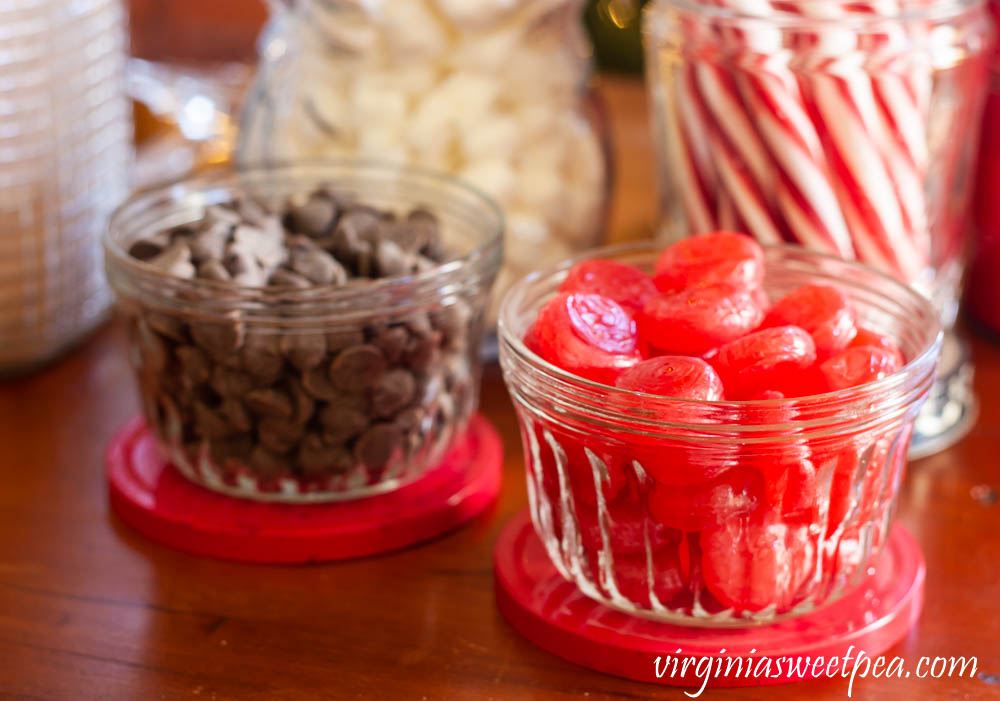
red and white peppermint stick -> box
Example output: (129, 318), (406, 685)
(803, 72), (928, 280)
(736, 60), (856, 257)
(854, 0), (932, 261)
(762, 0), (929, 281)
(657, 59), (717, 234)
(680, 0), (859, 258)
(686, 62), (787, 244)
(661, 0), (933, 282)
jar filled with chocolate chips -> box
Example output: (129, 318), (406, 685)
(104, 162), (502, 501)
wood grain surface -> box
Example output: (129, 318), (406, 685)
(0, 77), (997, 700)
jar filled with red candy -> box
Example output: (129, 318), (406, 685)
(498, 233), (941, 624)
(643, 0), (994, 327)
(968, 0), (1000, 333)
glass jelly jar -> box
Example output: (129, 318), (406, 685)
(499, 243), (941, 625)
(104, 162), (502, 502)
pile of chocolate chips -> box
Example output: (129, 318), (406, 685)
(128, 187), (445, 285)
(126, 186), (475, 489)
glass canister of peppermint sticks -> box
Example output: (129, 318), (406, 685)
(643, 0), (994, 455)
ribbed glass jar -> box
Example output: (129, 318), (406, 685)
(105, 161), (502, 502)
(499, 243), (941, 625)
(0, 0), (132, 374)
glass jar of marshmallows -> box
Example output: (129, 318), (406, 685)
(238, 0), (609, 321)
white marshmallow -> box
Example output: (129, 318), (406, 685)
(432, 0), (516, 30)
(447, 24), (525, 71)
(357, 127), (408, 161)
(563, 115), (605, 190)
(306, 4), (378, 53)
(352, 79), (409, 127)
(458, 115), (519, 163)
(374, 0), (449, 56)
(459, 159), (516, 204)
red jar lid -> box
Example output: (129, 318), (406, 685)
(107, 414), (502, 562)
(495, 510), (924, 687)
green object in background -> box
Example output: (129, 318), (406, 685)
(584, 0), (650, 75)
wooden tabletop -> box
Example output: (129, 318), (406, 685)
(1, 77), (998, 701)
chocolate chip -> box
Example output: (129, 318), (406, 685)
(288, 193), (338, 237)
(302, 365), (343, 401)
(326, 327), (365, 352)
(234, 196), (270, 225)
(444, 355), (472, 392)
(354, 423), (402, 469)
(404, 330), (442, 372)
(223, 245), (266, 286)
(192, 400), (232, 439)
(204, 204), (242, 228)
(258, 417), (305, 454)
(374, 240), (413, 278)
(331, 214), (377, 274)
(268, 267), (311, 288)
(233, 222), (287, 271)
(222, 397), (254, 433)
(281, 332), (327, 372)
(394, 406), (426, 433)
(414, 255), (438, 273)
(403, 312), (433, 336)
(148, 240), (196, 278)
(136, 320), (168, 374)
(374, 326), (409, 364)
(248, 445), (287, 477)
(372, 369), (416, 418)
(242, 333), (284, 383)
(432, 302), (471, 349)
(209, 433), (253, 466)
(189, 226), (229, 264)
(175, 345), (211, 386)
(210, 365), (255, 397)
(406, 207), (441, 261)
(318, 405), (369, 444)
(128, 232), (170, 260)
(198, 259), (232, 282)
(245, 388), (294, 419)
(288, 378), (315, 424)
(220, 353), (244, 370)
(338, 208), (382, 240)
(329, 344), (386, 394)
(355, 242), (375, 278)
(147, 312), (188, 343)
(297, 433), (353, 477)
(286, 234), (320, 256)
(290, 247), (347, 285)
(191, 317), (245, 361)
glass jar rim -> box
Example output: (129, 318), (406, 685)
(498, 242), (943, 437)
(644, 0), (985, 28)
(103, 159), (504, 321)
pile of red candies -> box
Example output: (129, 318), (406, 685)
(521, 232), (909, 616)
